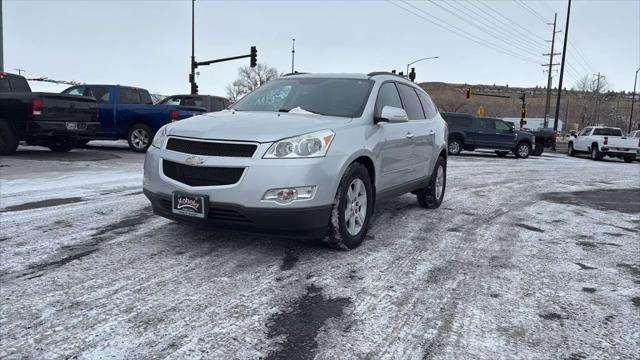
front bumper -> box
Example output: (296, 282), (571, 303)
(144, 189), (332, 238)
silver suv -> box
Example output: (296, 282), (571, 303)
(143, 73), (448, 249)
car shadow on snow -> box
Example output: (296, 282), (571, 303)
(4, 146), (122, 162)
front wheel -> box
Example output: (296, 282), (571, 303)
(514, 142), (531, 159)
(0, 119), (19, 155)
(324, 163), (373, 250)
(47, 137), (76, 152)
(416, 156), (446, 209)
(127, 124), (153, 152)
(568, 142), (576, 156)
(448, 139), (462, 155)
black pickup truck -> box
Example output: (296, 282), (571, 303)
(0, 72), (99, 154)
(502, 119), (557, 156)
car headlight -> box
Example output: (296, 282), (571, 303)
(151, 125), (169, 149)
(263, 129), (335, 158)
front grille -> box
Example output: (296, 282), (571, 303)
(159, 198), (251, 223)
(166, 138), (257, 158)
(162, 159), (244, 187)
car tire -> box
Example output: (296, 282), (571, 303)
(0, 119), (19, 155)
(324, 163), (373, 251)
(47, 137), (77, 152)
(128, 124), (153, 152)
(76, 139), (91, 147)
(514, 142), (531, 159)
(495, 151), (509, 157)
(590, 146), (603, 161)
(568, 142), (576, 156)
(623, 156), (634, 163)
(532, 143), (544, 156)
(448, 139), (462, 155)
(416, 156), (446, 209)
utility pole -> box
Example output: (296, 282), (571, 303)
(14, 68), (25, 76)
(291, 38), (295, 73)
(593, 72), (605, 125)
(189, 0), (197, 94)
(553, 0), (571, 131)
(0, 0), (4, 72)
(629, 67), (640, 133)
(543, 13), (560, 129)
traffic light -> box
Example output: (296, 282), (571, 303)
(409, 67), (416, 82)
(191, 82), (199, 95)
(521, 108), (527, 119)
(250, 46), (257, 68)
(465, 87), (471, 99)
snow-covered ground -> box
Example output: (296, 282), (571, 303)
(1, 144), (639, 359)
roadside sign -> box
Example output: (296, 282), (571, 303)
(477, 105), (486, 117)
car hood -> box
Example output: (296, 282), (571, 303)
(167, 110), (353, 142)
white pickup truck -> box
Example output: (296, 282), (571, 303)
(568, 126), (640, 163)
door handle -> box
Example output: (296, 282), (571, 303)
(406, 132), (414, 139)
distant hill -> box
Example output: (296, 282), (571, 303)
(419, 82), (638, 131)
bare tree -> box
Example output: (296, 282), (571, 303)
(572, 74), (610, 127)
(225, 63), (279, 102)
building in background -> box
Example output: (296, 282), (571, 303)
(503, 117), (564, 132)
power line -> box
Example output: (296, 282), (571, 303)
(388, 1), (539, 64)
(515, 0), (549, 24)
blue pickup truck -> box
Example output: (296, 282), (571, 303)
(62, 85), (205, 152)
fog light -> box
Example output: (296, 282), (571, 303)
(263, 186), (316, 204)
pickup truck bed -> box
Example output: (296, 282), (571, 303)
(0, 72), (99, 154)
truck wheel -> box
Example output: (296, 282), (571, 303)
(495, 151), (509, 157)
(76, 139), (91, 147)
(448, 139), (462, 155)
(128, 124), (152, 152)
(324, 163), (373, 251)
(47, 137), (77, 152)
(623, 156), (634, 163)
(590, 146), (603, 161)
(416, 156), (446, 209)
(0, 120), (19, 155)
(514, 142), (531, 159)
(532, 143), (544, 156)
(568, 142), (576, 156)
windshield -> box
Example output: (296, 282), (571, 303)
(232, 77), (374, 118)
(593, 128), (623, 136)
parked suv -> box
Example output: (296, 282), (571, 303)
(159, 94), (230, 113)
(442, 112), (535, 158)
(143, 73), (448, 249)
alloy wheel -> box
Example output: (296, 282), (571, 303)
(131, 129), (149, 150)
(344, 178), (367, 236)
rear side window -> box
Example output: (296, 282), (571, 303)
(375, 82), (403, 117)
(417, 91), (438, 119)
(478, 118), (495, 130)
(139, 90), (153, 105)
(443, 116), (473, 128)
(635, 132), (640, 138)
(87, 86), (111, 103)
(211, 98), (227, 111)
(64, 86), (86, 96)
(593, 128), (622, 136)
(162, 97), (181, 106)
(9, 78), (30, 92)
(120, 88), (141, 104)
(0, 79), (11, 92)
(397, 84), (425, 120)
(496, 120), (511, 131)
(180, 96), (206, 108)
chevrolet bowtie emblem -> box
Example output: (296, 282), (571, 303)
(184, 156), (205, 166)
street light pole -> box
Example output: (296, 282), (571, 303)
(406, 56), (439, 78)
(629, 67), (640, 133)
(291, 38), (295, 73)
(190, 0), (196, 94)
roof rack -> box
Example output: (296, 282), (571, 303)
(282, 71), (310, 77)
(367, 71), (406, 79)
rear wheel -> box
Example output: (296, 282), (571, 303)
(324, 163), (373, 250)
(448, 139), (462, 155)
(568, 142), (576, 156)
(47, 137), (76, 152)
(127, 124), (152, 152)
(416, 156), (446, 209)
(76, 139), (91, 147)
(495, 151), (509, 157)
(623, 156), (634, 163)
(590, 146), (603, 161)
(532, 143), (544, 156)
(514, 142), (531, 159)
(0, 120), (19, 155)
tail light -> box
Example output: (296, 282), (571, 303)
(170, 111), (179, 122)
(32, 99), (43, 116)
(603, 136), (608, 145)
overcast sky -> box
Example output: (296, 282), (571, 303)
(4, 0), (639, 96)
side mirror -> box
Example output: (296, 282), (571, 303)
(509, 126), (515, 133)
(570, 131), (577, 137)
(375, 106), (408, 123)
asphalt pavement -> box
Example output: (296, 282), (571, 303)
(1, 143), (639, 359)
